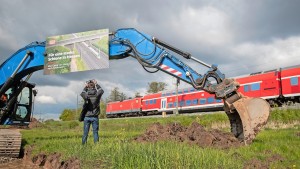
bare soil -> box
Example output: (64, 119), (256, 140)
(28, 118), (42, 129)
(243, 154), (285, 169)
(0, 146), (80, 169)
(134, 122), (242, 149)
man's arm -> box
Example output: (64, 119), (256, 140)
(80, 87), (89, 100)
(96, 84), (104, 99)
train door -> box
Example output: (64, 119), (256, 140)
(262, 79), (280, 98)
(161, 98), (167, 111)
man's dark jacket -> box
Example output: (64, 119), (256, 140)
(79, 84), (104, 121)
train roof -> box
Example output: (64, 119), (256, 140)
(281, 64), (300, 70)
(162, 64), (300, 94)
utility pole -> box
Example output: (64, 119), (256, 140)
(76, 94), (79, 120)
(174, 78), (180, 115)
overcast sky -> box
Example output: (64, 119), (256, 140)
(1, 0), (300, 120)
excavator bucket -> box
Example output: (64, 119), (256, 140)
(226, 96), (270, 144)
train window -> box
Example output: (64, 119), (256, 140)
(168, 103), (173, 108)
(186, 100), (191, 106)
(208, 97), (214, 103)
(173, 102), (177, 107)
(162, 93), (165, 97)
(291, 77), (298, 86)
(153, 99), (156, 104)
(146, 101), (148, 105)
(184, 89), (189, 93)
(150, 100), (153, 104)
(216, 99), (222, 103)
(172, 91), (176, 95)
(251, 83), (260, 91)
(244, 85), (249, 92)
(179, 101), (184, 106)
(200, 99), (206, 104)
(190, 88), (195, 92)
(193, 99), (198, 104)
(178, 90), (183, 94)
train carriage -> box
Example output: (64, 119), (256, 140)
(106, 97), (142, 117)
(235, 69), (281, 101)
(142, 93), (162, 115)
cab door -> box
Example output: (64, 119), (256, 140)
(15, 87), (33, 123)
(6, 86), (34, 125)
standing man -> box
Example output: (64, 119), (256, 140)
(80, 79), (104, 145)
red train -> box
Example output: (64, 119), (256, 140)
(106, 65), (300, 117)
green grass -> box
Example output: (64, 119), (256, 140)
(270, 108), (300, 123)
(74, 57), (86, 71)
(92, 36), (109, 55)
(21, 109), (300, 169)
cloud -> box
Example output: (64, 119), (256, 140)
(101, 80), (147, 98)
(0, 26), (19, 50)
(227, 35), (300, 75)
(172, 6), (233, 47)
(36, 95), (57, 104)
(35, 80), (83, 103)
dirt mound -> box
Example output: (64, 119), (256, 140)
(244, 154), (284, 169)
(134, 122), (242, 149)
(23, 146), (80, 169)
(28, 118), (42, 129)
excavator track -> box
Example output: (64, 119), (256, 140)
(0, 129), (21, 157)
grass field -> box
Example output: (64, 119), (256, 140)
(22, 109), (300, 169)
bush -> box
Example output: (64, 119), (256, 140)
(68, 121), (79, 129)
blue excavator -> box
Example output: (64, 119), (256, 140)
(0, 28), (270, 157)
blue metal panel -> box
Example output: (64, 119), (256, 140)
(0, 42), (45, 87)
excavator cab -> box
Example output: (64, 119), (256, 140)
(0, 82), (36, 157)
(0, 82), (36, 126)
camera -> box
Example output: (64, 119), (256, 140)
(86, 79), (96, 89)
(86, 80), (94, 84)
